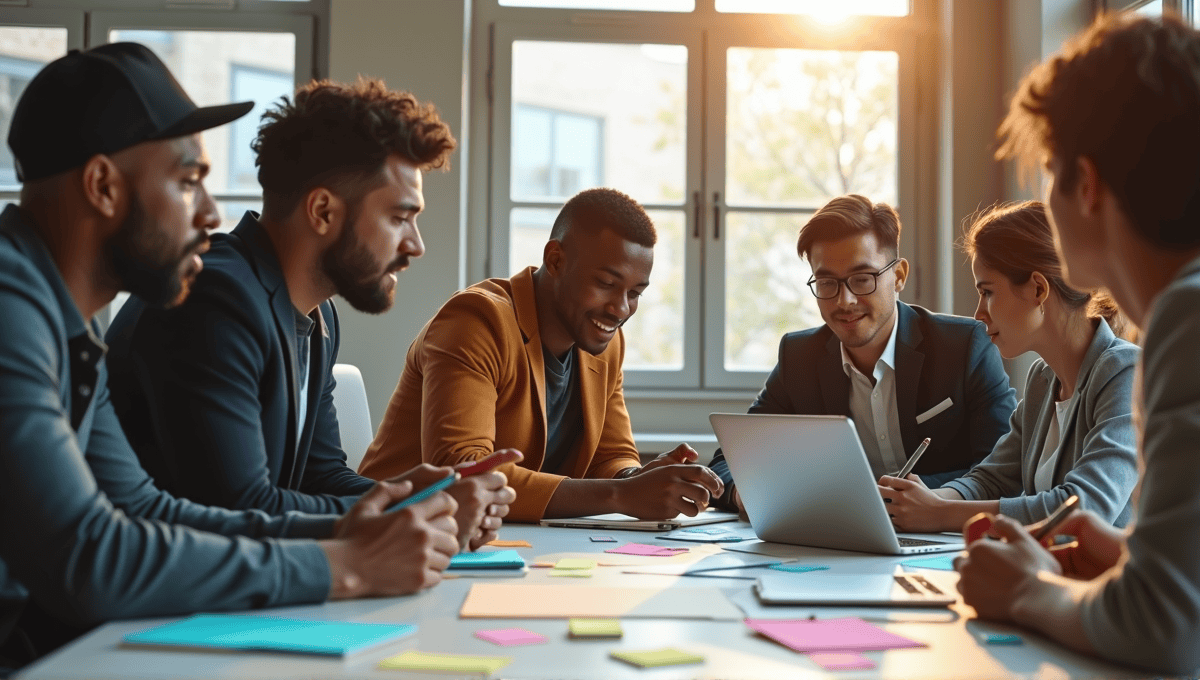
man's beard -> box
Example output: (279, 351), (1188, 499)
(321, 206), (406, 315)
(106, 193), (206, 308)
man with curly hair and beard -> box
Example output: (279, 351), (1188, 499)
(105, 78), (515, 553)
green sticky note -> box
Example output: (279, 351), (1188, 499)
(769, 563), (830, 573)
(554, 558), (597, 570)
(568, 618), (622, 639)
(549, 568), (593, 577)
(611, 647), (705, 668)
(378, 650), (511, 674)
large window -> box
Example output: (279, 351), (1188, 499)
(480, 1), (920, 390)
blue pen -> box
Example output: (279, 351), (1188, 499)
(385, 473), (457, 514)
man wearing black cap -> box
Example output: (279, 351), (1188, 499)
(0, 43), (464, 672)
(103, 78), (516, 553)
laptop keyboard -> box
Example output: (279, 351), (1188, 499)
(898, 537), (943, 547)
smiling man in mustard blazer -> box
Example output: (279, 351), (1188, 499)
(708, 195), (1016, 511)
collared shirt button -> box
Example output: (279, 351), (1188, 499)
(80, 351), (89, 362)
(78, 384), (91, 398)
(879, 434), (886, 440)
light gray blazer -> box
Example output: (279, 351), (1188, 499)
(1080, 253), (1200, 675)
(943, 318), (1139, 526)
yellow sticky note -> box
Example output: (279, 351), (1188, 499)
(554, 558), (597, 570)
(378, 650), (511, 674)
(549, 568), (593, 578)
(568, 618), (622, 639)
(487, 539), (532, 548)
(611, 647), (705, 668)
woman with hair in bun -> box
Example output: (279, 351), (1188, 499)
(878, 200), (1139, 532)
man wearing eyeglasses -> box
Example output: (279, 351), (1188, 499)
(709, 194), (1015, 512)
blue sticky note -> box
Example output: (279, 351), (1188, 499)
(448, 549), (525, 570)
(984, 633), (1023, 646)
(768, 563), (830, 573)
(590, 536), (618, 542)
(901, 555), (957, 571)
(124, 614), (416, 656)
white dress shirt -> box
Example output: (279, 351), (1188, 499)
(841, 318), (908, 480)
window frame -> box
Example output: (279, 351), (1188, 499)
(477, 1), (930, 392)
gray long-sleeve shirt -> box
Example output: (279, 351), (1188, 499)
(1078, 252), (1200, 675)
(0, 206), (333, 650)
(942, 318), (1139, 526)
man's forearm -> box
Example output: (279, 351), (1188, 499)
(1011, 573), (1096, 654)
(542, 478), (621, 518)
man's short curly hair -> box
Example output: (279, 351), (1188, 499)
(549, 188), (656, 248)
(253, 77), (456, 218)
(997, 12), (1200, 248)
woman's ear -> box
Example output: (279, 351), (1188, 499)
(1030, 271), (1050, 305)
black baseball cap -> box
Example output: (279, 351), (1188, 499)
(7, 42), (254, 182)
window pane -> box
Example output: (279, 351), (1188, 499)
(500, 0), (693, 10)
(724, 211), (822, 371)
(0, 26), (68, 188)
(716, 0), (908, 15)
(726, 48), (898, 208)
(512, 41), (686, 205)
(508, 207), (684, 370)
(110, 30), (295, 194)
(1135, 0), (1163, 16)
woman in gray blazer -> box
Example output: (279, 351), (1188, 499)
(879, 201), (1139, 530)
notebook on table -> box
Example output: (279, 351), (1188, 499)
(709, 413), (964, 555)
(123, 614), (416, 656)
(540, 508), (739, 532)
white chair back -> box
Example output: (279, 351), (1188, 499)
(331, 363), (373, 472)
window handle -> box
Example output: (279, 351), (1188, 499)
(693, 190), (701, 239)
(712, 191), (721, 240)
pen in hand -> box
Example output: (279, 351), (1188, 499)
(892, 437), (931, 479)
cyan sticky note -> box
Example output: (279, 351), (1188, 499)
(901, 555), (957, 571)
(124, 614), (416, 656)
(448, 550), (525, 570)
(983, 633), (1023, 645)
(769, 563), (830, 573)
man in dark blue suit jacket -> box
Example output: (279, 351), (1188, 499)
(106, 79), (515, 551)
(709, 195), (1015, 511)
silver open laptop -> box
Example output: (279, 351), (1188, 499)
(709, 413), (964, 555)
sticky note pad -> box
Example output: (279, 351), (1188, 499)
(123, 614), (416, 656)
(474, 628), (547, 647)
(769, 563), (830, 573)
(605, 543), (688, 556)
(590, 536), (618, 542)
(554, 558), (597, 570)
(550, 568), (593, 578)
(379, 650), (511, 674)
(809, 652), (877, 670)
(983, 633), (1023, 645)
(610, 647), (705, 668)
(568, 618), (623, 639)
(448, 550), (525, 571)
(745, 617), (925, 653)
(901, 555), (957, 571)
(487, 540), (532, 548)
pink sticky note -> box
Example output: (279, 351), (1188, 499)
(809, 652), (877, 671)
(745, 618), (925, 653)
(604, 543), (689, 556)
(474, 628), (548, 647)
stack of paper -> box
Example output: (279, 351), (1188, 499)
(123, 614), (416, 656)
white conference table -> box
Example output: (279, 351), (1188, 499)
(16, 522), (1147, 680)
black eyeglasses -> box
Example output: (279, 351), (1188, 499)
(807, 258), (900, 300)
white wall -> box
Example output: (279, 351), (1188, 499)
(328, 0), (470, 429)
